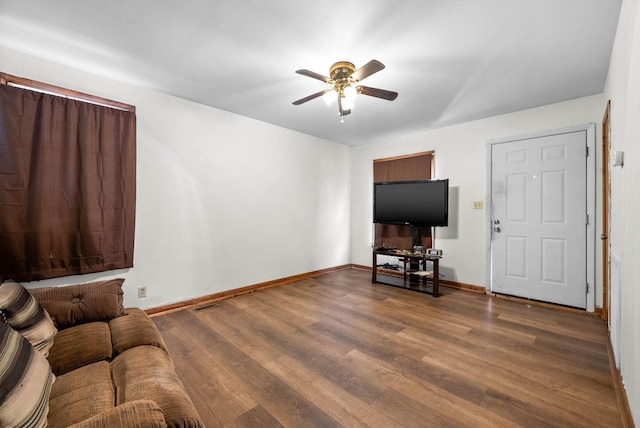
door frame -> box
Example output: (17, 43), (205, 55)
(485, 123), (596, 312)
(601, 101), (611, 321)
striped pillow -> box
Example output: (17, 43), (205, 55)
(0, 280), (58, 356)
(0, 321), (55, 428)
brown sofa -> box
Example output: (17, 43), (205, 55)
(0, 278), (203, 428)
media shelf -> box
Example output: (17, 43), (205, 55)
(372, 249), (440, 297)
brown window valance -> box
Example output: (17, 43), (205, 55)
(0, 75), (136, 282)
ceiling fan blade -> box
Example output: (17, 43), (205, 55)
(351, 60), (385, 82)
(357, 85), (398, 101)
(292, 90), (330, 105)
(338, 97), (351, 116)
(295, 69), (331, 83)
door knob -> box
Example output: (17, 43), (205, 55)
(493, 226), (501, 233)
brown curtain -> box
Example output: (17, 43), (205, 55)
(0, 84), (136, 282)
(373, 153), (433, 249)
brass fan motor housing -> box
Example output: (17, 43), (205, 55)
(329, 61), (356, 96)
(329, 61), (356, 81)
(330, 61), (357, 87)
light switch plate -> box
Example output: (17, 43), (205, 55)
(612, 151), (624, 167)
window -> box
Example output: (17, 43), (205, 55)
(373, 151), (434, 250)
(0, 73), (136, 281)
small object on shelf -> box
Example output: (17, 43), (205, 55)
(427, 248), (443, 257)
(410, 270), (433, 277)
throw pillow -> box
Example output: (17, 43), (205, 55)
(29, 278), (126, 329)
(0, 280), (58, 356)
(0, 321), (55, 428)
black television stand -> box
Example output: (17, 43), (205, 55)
(372, 249), (440, 297)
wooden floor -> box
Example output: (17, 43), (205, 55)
(152, 268), (623, 427)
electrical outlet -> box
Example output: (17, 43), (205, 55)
(137, 286), (147, 298)
(473, 201), (484, 209)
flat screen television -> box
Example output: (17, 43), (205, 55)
(373, 179), (449, 227)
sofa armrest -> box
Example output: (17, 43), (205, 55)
(67, 400), (167, 428)
(110, 308), (168, 355)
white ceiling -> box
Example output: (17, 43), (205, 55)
(0, 0), (622, 146)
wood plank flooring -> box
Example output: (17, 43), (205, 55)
(152, 268), (623, 427)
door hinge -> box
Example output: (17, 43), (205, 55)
(586, 283), (589, 293)
(586, 146), (590, 157)
(586, 214), (589, 225)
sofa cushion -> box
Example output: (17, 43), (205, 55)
(30, 278), (126, 329)
(46, 321), (113, 376)
(48, 361), (115, 428)
(111, 345), (204, 428)
(110, 308), (168, 355)
(68, 400), (167, 428)
(0, 280), (57, 356)
(0, 321), (55, 428)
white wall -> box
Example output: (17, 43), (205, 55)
(350, 95), (606, 292)
(0, 46), (352, 309)
(603, 0), (640, 422)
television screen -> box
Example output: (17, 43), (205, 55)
(373, 179), (449, 226)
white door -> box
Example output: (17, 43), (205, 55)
(490, 130), (588, 308)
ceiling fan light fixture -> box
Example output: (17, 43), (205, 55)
(323, 90), (337, 105)
(341, 90), (356, 111)
(343, 85), (357, 101)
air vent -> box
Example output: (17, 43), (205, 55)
(194, 302), (220, 312)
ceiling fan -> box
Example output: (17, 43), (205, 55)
(292, 59), (398, 119)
